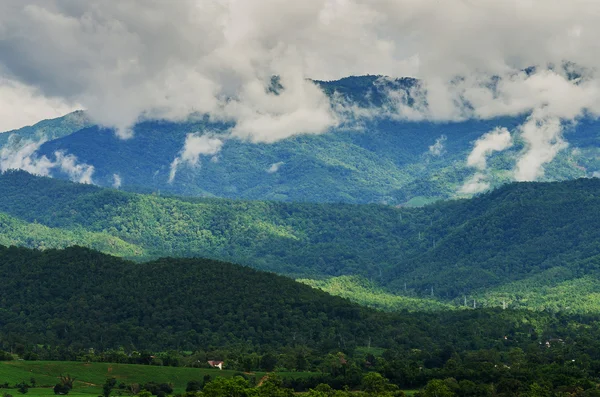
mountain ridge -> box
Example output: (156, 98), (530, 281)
(2, 75), (599, 205)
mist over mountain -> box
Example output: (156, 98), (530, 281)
(2, 76), (600, 205)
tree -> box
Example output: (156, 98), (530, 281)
(307, 384), (335, 397)
(362, 373), (389, 394)
(422, 379), (455, 397)
(186, 381), (202, 392)
(15, 382), (28, 395)
(58, 375), (75, 391)
(202, 377), (253, 397)
(260, 353), (277, 372)
(102, 378), (116, 397)
(257, 375), (293, 397)
(53, 384), (70, 395)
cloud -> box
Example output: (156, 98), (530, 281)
(428, 135), (446, 157)
(112, 173), (122, 189)
(266, 161), (284, 173)
(0, 139), (94, 183)
(0, 140), (54, 176)
(53, 151), (94, 184)
(459, 172), (490, 195)
(459, 127), (512, 194)
(169, 133), (224, 183)
(0, 78), (77, 132)
(2, 0), (600, 183)
(467, 127), (513, 170)
(514, 110), (568, 181)
(0, 1), (342, 140)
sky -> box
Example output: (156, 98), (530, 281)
(1, 0), (600, 186)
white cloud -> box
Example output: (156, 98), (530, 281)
(514, 110), (568, 181)
(467, 127), (513, 170)
(0, 140), (94, 183)
(1, 0), (600, 184)
(112, 173), (122, 189)
(169, 133), (224, 183)
(459, 172), (490, 195)
(53, 151), (94, 184)
(0, 78), (77, 132)
(266, 161), (284, 173)
(428, 135), (446, 157)
(460, 127), (512, 194)
(0, 140), (54, 175)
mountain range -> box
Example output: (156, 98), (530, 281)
(3, 76), (600, 206)
(3, 75), (600, 394)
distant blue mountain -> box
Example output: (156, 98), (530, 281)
(0, 110), (91, 148)
(4, 76), (600, 204)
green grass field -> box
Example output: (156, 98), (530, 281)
(0, 361), (315, 396)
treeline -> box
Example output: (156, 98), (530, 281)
(4, 340), (600, 395)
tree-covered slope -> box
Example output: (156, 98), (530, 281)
(0, 244), (532, 355)
(3, 76), (598, 205)
(0, 110), (91, 148)
(0, 170), (419, 276)
(5, 246), (600, 395)
(0, 245), (387, 351)
(0, 245), (597, 355)
(1, 171), (600, 312)
(0, 211), (143, 257)
(385, 178), (600, 297)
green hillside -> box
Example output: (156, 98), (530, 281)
(298, 276), (454, 312)
(0, 212), (143, 257)
(2, 171), (600, 311)
(0, 110), (91, 148)
(0, 244), (401, 352)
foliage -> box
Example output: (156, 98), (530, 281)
(2, 245), (600, 396)
(4, 171), (600, 311)
(102, 378), (116, 397)
(299, 276), (454, 312)
(0, 211), (142, 258)
(0, 111), (91, 149)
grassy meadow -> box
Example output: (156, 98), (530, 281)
(0, 361), (315, 396)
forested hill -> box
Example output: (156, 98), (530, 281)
(1, 244), (599, 359)
(0, 244), (521, 353)
(4, 246), (600, 395)
(2, 171), (600, 311)
(0, 245), (384, 351)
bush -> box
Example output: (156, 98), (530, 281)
(185, 381), (202, 392)
(54, 384), (71, 395)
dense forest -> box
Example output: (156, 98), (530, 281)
(1, 171), (600, 312)
(2, 246), (600, 395)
